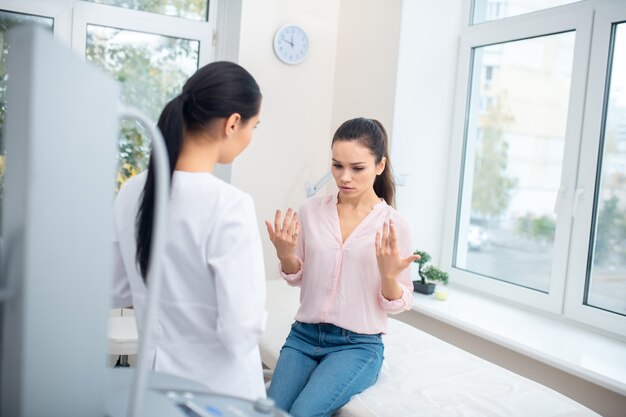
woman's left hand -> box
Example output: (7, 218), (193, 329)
(375, 220), (420, 283)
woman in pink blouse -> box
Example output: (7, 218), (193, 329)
(265, 117), (419, 417)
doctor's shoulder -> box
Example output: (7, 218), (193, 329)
(213, 180), (259, 219)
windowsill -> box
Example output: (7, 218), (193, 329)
(410, 285), (626, 396)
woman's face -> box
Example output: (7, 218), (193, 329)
(218, 112), (261, 164)
(331, 140), (385, 200)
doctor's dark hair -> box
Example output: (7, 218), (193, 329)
(331, 117), (395, 207)
(136, 61), (262, 282)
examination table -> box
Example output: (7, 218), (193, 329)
(260, 279), (600, 417)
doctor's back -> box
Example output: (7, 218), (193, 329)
(110, 61), (267, 401)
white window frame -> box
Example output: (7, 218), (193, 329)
(0, 0), (216, 69)
(471, 0), (582, 25)
(0, 0), (72, 45)
(565, 2), (626, 336)
(443, 0), (626, 338)
(1, 0), (227, 177)
(71, 1), (214, 64)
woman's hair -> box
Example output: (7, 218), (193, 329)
(332, 117), (395, 206)
(136, 61), (262, 281)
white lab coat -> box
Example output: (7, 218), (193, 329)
(111, 171), (267, 400)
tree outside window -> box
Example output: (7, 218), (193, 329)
(85, 25), (199, 190)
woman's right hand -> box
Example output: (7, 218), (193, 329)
(265, 208), (300, 262)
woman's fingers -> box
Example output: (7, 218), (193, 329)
(376, 222), (390, 255)
(376, 221), (402, 257)
(269, 208), (300, 243)
(264, 220), (275, 239)
(376, 220), (417, 280)
(382, 222), (390, 253)
(274, 209), (282, 235)
(281, 208), (293, 233)
(288, 212), (299, 235)
(406, 254), (420, 264)
(375, 230), (381, 254)
(388, 221), (398, 251)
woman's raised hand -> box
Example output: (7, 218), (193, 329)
(265, 208), (301, 261)
(375, 220), (420, 283)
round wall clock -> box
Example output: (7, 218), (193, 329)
(273, 24), (309, 65)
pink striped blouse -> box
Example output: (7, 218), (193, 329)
(279, 193), (414, 335)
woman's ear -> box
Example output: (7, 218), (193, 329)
(376, 157), (386, 175)
(224, 113), (242, 137)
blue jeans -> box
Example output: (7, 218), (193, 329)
(268, 321), (384, 417)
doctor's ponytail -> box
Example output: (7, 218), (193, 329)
(136, 61), (261, 282)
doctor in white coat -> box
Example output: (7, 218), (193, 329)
(111, 61), (267, 400)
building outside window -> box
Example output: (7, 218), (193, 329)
(444, 0), (626, 337)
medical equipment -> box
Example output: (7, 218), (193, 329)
(0, 25), (288, 417)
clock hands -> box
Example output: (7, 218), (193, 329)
(281, 36), (294, 47)
(274, 25), (308, 64)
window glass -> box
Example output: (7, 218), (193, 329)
(454, 32), (576, 292)
(0, 10), (54, 237)
(85, 25), (199, 189)
(84, 0), (209, 21)
(472, 0), (581, 24)
(587, 23), (626, 316)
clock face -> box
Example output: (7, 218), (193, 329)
(273, 25), (309, 65)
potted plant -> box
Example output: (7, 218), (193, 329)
(412, 250), (448, 295)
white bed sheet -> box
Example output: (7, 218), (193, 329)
(260, 280), (600, 417)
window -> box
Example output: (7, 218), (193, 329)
(444, 0), (626, 336)
(0, 0), (214, 200)
(72, 2), (212, 189)
(455, 33), (575, 293)
(472, 0), (582, 24)
(565, 6), (626, 333)
(84, 0), (209, 21)
(587, 23), (626, 316)
(84, 24), (201, 187)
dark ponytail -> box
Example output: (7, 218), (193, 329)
(332, 117), (395, 207)
(136, 61), (261, 282)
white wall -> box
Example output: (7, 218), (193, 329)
(233, 0), (403, 280)
(331, 0), (402, 134)
(391, 0), (464, 270)
(232, 0), (341, 278)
